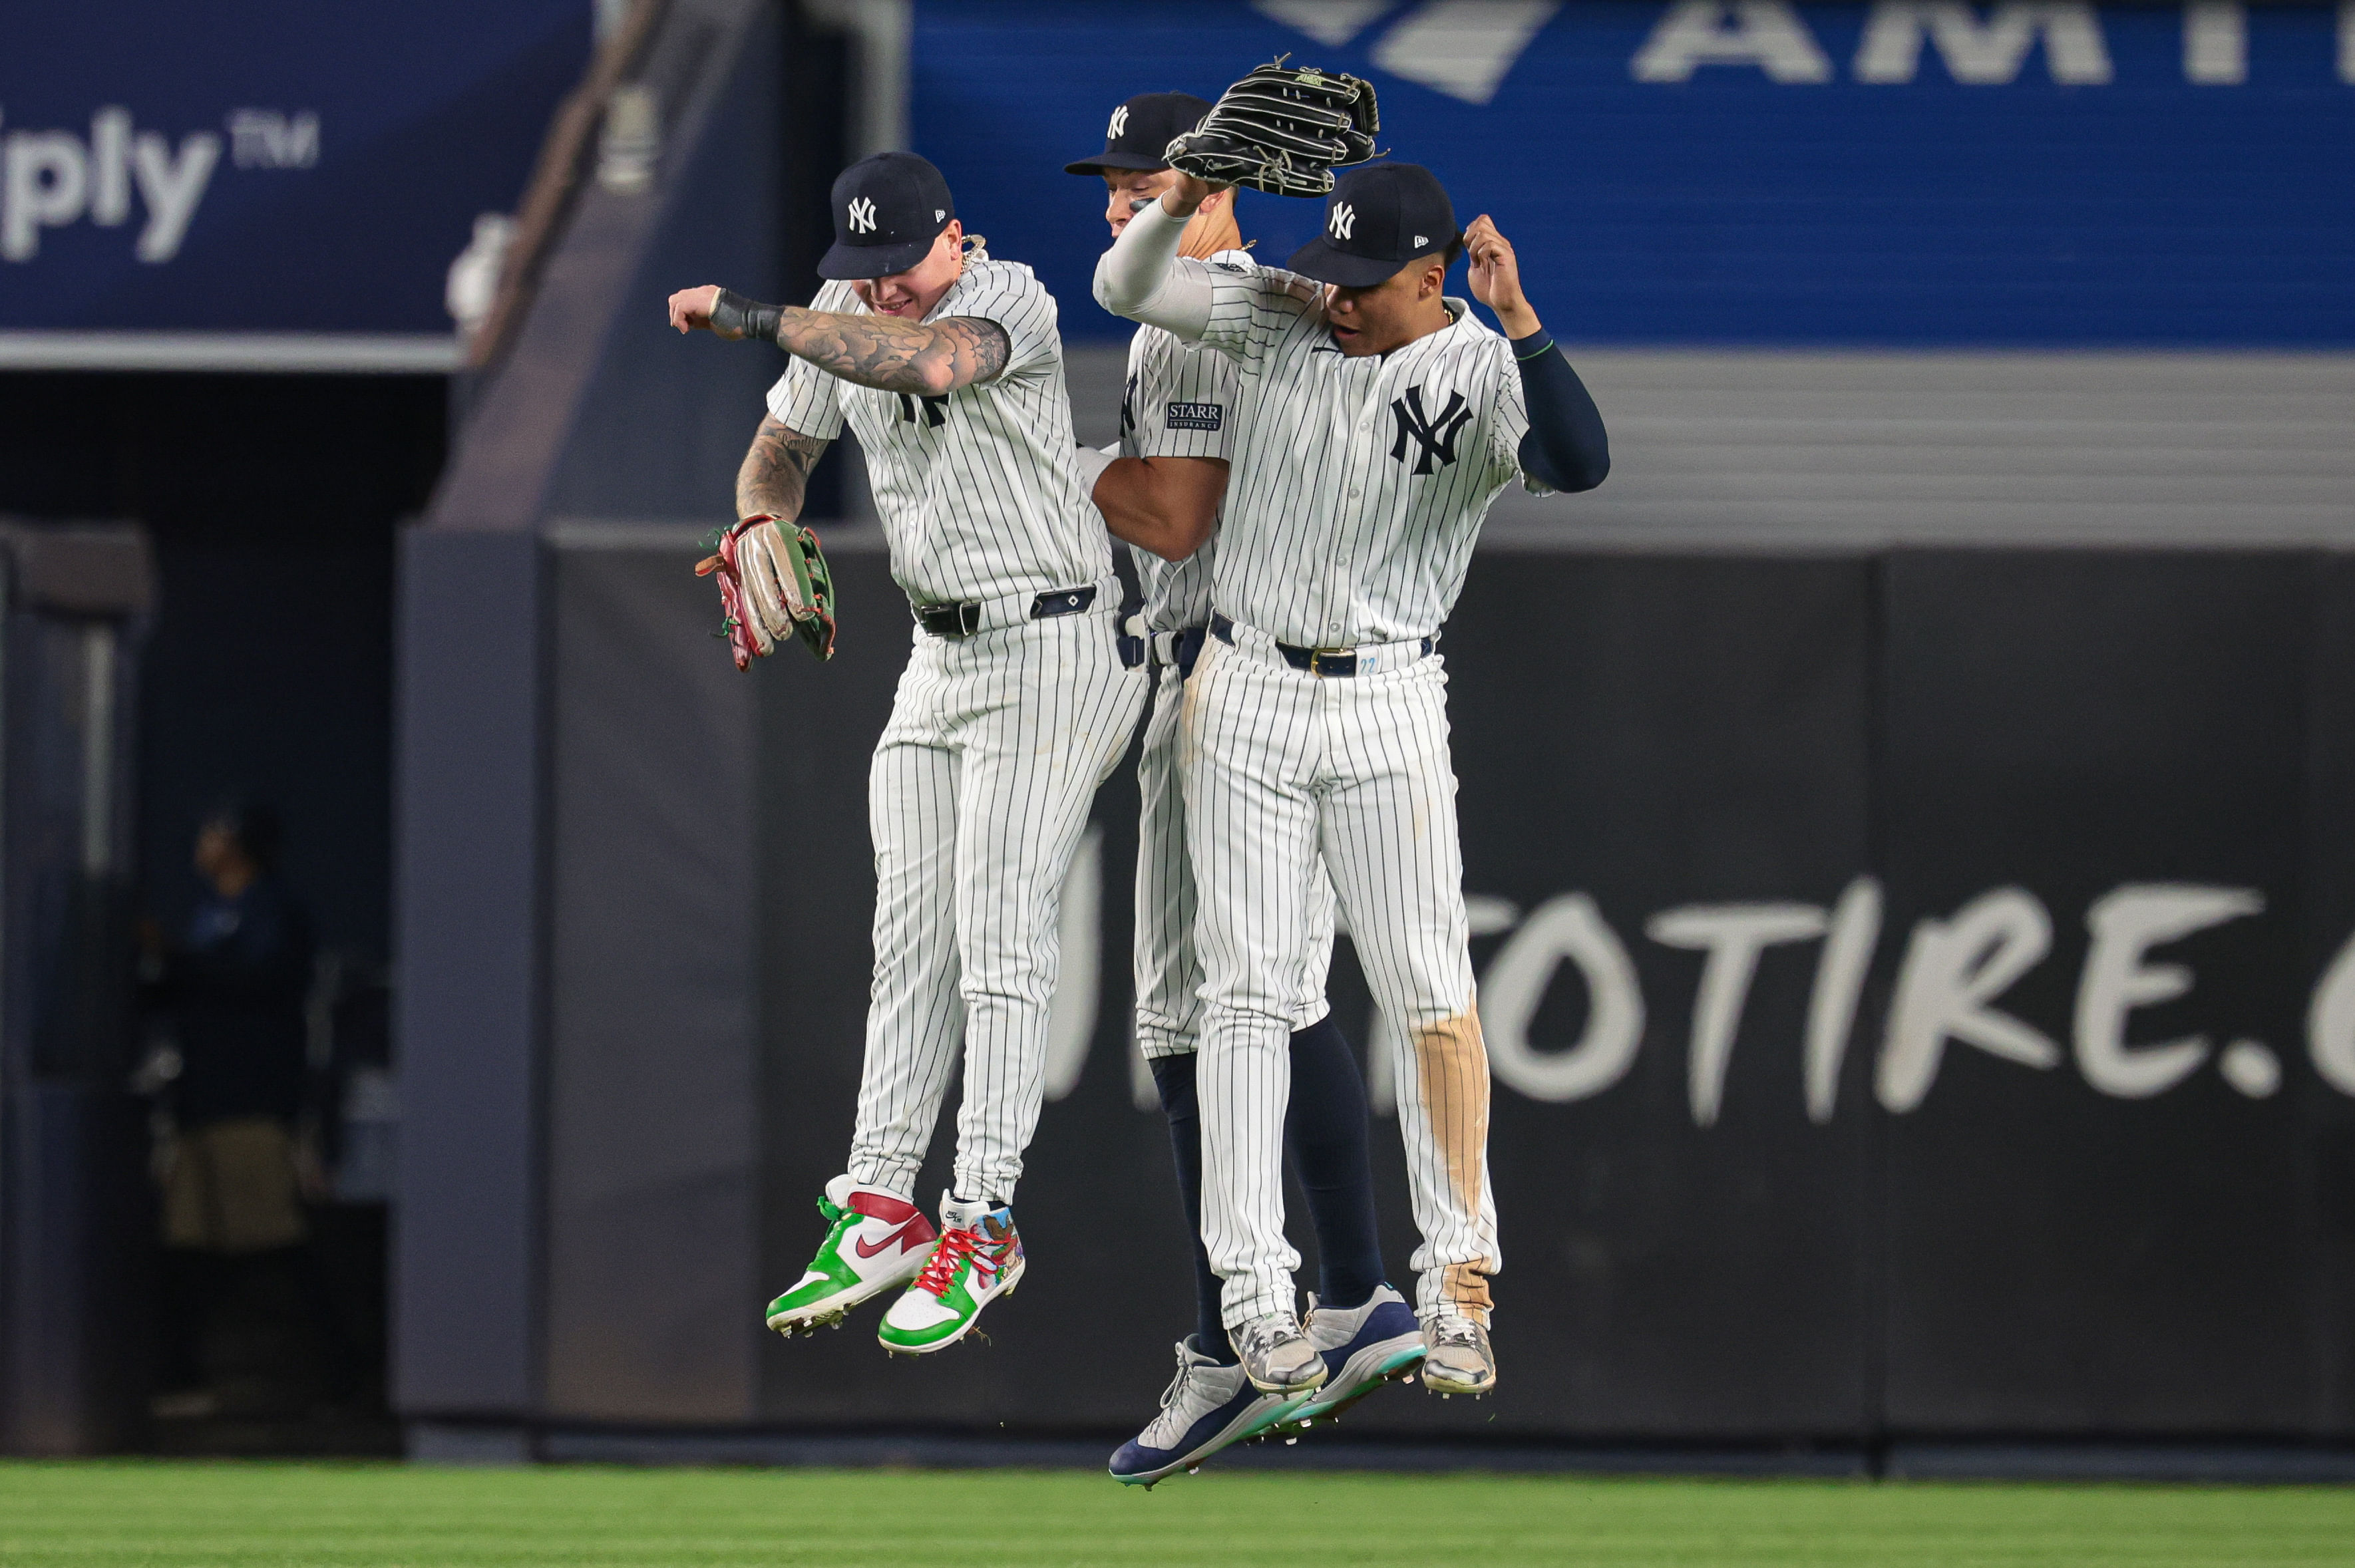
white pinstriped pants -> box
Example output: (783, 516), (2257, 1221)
(1184, 629), (1501, 1328)
(1133, 660), (1334, 1059)
(845, 609), (1145, 1205)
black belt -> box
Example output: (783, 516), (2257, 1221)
(1208, 612), (1434, 678)
(912, 583), (1097, 639)
(1149, 625), (1208, 680)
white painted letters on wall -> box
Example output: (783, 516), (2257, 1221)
(1805, 878), (1883, 1124)
(1877, 887), (2060, 1113)
(2072, 883), (2261, 1098)
(1648, 902), (1829, 1126)
(1483, 893), (1647, 1102)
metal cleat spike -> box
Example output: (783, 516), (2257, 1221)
(1285, 1437), (1297, 1446)
(1186, 1466), (1200, 1475)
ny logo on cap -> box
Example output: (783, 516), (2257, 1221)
(847, 197), (878, 234)
(1108, 104), (1129, 138)
(1329, 202), (1356, 240)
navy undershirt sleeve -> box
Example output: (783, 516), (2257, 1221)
(1511, 331), (1610, 494)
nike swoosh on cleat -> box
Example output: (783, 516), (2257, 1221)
(854, 1220), (928, 1259)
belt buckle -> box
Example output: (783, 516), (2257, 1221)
(1310, 645), (1356, 679)
(957, 601), (982, 637)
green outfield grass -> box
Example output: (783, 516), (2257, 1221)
(1, 1460), (2350, 1568)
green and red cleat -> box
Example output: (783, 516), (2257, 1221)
(877, 1195), (1025, 1354)
(765, 1176), (938, 1336)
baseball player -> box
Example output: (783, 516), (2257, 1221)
(667, 151), (1146, 1356)
(1064, 94), (1422, 1486)
(1097, 152), (1609, 1398)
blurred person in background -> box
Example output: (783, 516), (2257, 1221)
(142, 801), (345, 1413)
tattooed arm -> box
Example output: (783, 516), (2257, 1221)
(736, 415), (830, 523)
(668, 285), (1010, 396)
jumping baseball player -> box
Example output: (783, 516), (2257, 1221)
(1097, 102), (1609, 1398)
(667, 151), (1146, 1356)
(1064, 92), (1421, 1487)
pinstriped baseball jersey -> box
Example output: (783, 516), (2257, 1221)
(1197, 267), (1537, 647)
(1118, 251), (1248, 635)
(766, 255), (1111, 605)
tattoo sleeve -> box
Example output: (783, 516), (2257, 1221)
(735, 416), (830, 522)
(771, 311), (1011, 396)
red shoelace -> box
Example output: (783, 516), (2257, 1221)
(914, 1225), (986, 1299)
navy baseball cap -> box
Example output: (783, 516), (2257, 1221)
(1287, 162), (1459, 289)
(1065, 92), (1214, 176)
(818, 152), (956, 279)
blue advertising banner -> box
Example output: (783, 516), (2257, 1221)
(0, 2), (590, 367)
(910, 1), (2355, 345)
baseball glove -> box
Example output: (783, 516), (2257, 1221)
(1165, 60), (1379, 198)
(697, 515), (836, 669)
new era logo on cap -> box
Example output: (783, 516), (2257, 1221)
(847, 197), (878, 234)
(1330, 202), (1356, 239)
(1414, 234), (1429, 248)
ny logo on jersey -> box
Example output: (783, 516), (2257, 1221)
(1108, 104), (1129, 138)
(1328, 202), (1356, 240)
(1389, 385), (1473, 475)
(896, 391), (948, 428)
(846, 197), (878, 234)
(1119, 371), (1137, 440)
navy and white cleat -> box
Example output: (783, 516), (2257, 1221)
(1108, 1336), (1311, 1487)
(1278, 1284), (1425, 1431)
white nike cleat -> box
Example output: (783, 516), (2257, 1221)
(1279, 1285), (1425, 1430)
(764, 1176), (938, 1334)
(1230, 1311), (1327, 1395)
(1107, 1336), (1310, 1487)
(1420, 1313), (1497, 1397)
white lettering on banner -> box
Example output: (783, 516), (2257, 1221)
(1648, 903), (1829, 1126)
(2185, 1), (2247, 85)
(1370, 0), (1564, 105)
(0, 108), (248, 264)
(228, 110), (319, 170)
(1805, 877), (1883, 1124)
(2, 132), (89, 261)
(1482, 893), (1647, 1102)
(1876, 887), (2060, 1113)
(1855, 2), (2113, 85)
(2073, 883), (2262, 1098)
(130, 130), (220, 262)
(90, 108), (132, 226)
(1631, 1), (1835, 83)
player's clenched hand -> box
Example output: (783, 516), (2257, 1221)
(1464, 216), (1539, 338)
(668, 285), (731, 337)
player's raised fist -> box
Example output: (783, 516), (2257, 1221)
(1464, 216), (1539, 338)
(667, 285), (727, 335)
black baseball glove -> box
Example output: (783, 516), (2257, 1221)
(1164, 60), (1379, 198)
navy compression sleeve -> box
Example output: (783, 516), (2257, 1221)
(1511, 331), (1610, 494)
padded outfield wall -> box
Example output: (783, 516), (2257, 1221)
(398, 2), (2355, 1452)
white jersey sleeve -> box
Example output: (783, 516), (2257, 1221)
(937, 259), (1061, 385)
(763, 279), (858, 440)
(1197, 261), (1322, 374)
(1482, 335), (1546, 494)
(1123, 323), (1242, 464)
